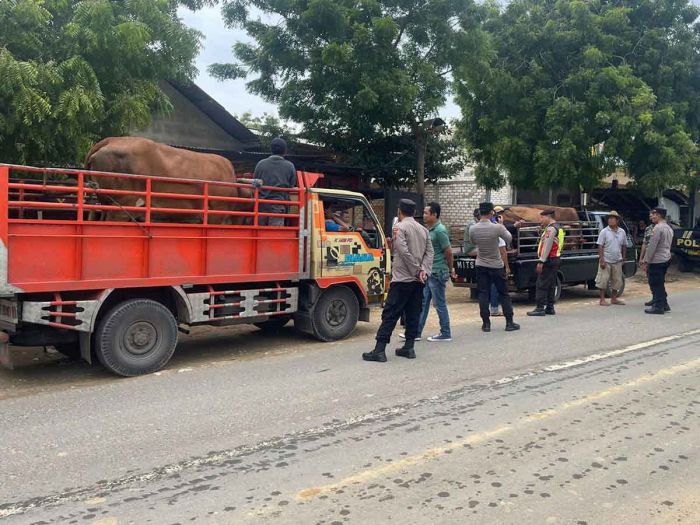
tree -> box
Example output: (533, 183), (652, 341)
(455, 0), (700, 195)
(235, 111), (295, 149)
(0, 0), (208, 166)
(211, 0), (486, 190)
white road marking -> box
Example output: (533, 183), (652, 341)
(494, 328), (700, 386)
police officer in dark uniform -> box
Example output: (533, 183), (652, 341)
(528, 209), (561, 316)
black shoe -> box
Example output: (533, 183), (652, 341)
(482, 323), (491, 333)
(527, 308), (546, 317)
(362, 350), (387, 362)
(644, 308), (665, 315)
(644, 300), (654, 306)
(505, 322), (521, 331)
(545, 307), (556, 315)
(395, 347), (416, 359)
(664, 304), (671, 312)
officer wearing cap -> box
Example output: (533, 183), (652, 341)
(527, 209), (562, 317)
(642, 207), (674, 314)
(254, 137), (297, 226)
(363, 199), (433, 362)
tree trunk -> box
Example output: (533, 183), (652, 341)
(415, 128), (426, 196)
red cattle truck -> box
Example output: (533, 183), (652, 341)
(0, 163), (390, 376)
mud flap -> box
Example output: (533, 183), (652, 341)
(0, 331), (13, 370)
(359, 307), (370, 322)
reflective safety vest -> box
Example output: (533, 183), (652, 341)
(556, 224), (565, 256)
(538, 224), (566, 259)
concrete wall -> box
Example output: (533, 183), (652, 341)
(134, 83), (245, 150)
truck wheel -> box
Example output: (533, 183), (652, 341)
(606, 274), (625, 298)
(311, 286), (359, 342)
(254, 316), (291, 331)
(554, 275), (562, 302)
(95, 299), (178, 377)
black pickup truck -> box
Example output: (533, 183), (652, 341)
(453, 211), (638, 301)
(672, 226), (700, 272)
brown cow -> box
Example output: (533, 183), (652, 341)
(501, 205), (579, 224)
(499, 205), (585, 252)
(84, 137), (252, 224)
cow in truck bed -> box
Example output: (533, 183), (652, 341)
(85, 137), (252, 224)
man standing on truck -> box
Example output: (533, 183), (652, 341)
(363, 199), (433, 362)
(595, 211), (628, 306)
(254, 138), (297, 226)
(470, 202), (520, 333)
(527, 209), (563, 317)
(642, 207), (674, 314)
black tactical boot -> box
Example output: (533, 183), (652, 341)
(644, 300), (654, 306)
(644, 307), (664, 315)
(505, 319), (521, 331)
(527, 307), (546, 317)
(481, 322), (491, 333)
(545, 306), (556, 315)
(663, 303), (671, 312)
(395, 341), (416, 359)
(363, 342), (387, 362)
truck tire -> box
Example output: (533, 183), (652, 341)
(606, 274), (625, 298)
(95, 299), (178, 377)
(554, 275), (562, 302)
(311, 286), (359, 342)
(254, 316), (291, 331)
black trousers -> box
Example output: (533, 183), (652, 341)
(648, 261), (670, 309)
(535, 258), (560, 309)
(476, 266), (514, 323)
(376, 281), (424, 343)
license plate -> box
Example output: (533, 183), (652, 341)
(456, 259), (475, 270)
(0, 299), (18, 324)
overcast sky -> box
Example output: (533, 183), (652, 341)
(178, 5), (463, 124)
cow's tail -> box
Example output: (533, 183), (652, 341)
(84, 138), (114, 170)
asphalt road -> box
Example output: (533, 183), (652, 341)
(0, 286), (698, 525)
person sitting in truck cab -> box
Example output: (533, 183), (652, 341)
(324, 207), (350, 232)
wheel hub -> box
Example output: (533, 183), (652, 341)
(124, 321), (158, 356)
(325, 299), (347, 327)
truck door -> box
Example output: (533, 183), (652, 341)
(319, 196), (387, 300)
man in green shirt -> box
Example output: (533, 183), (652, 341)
(408, 202), (456, 342)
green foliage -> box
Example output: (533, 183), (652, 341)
(0, 0), (204, 166)
(212, 0), (486, 186)
(235, 111), (295, 149)
(455, 0), (700, 194)
(354, 127), (468, 188)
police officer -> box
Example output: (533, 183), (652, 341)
(363, 199), (433, 362)
(527, 209), (562, 316)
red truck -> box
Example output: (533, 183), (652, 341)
(0, 163), (390, 376)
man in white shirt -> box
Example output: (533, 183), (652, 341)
(595, 211), (628, 306)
